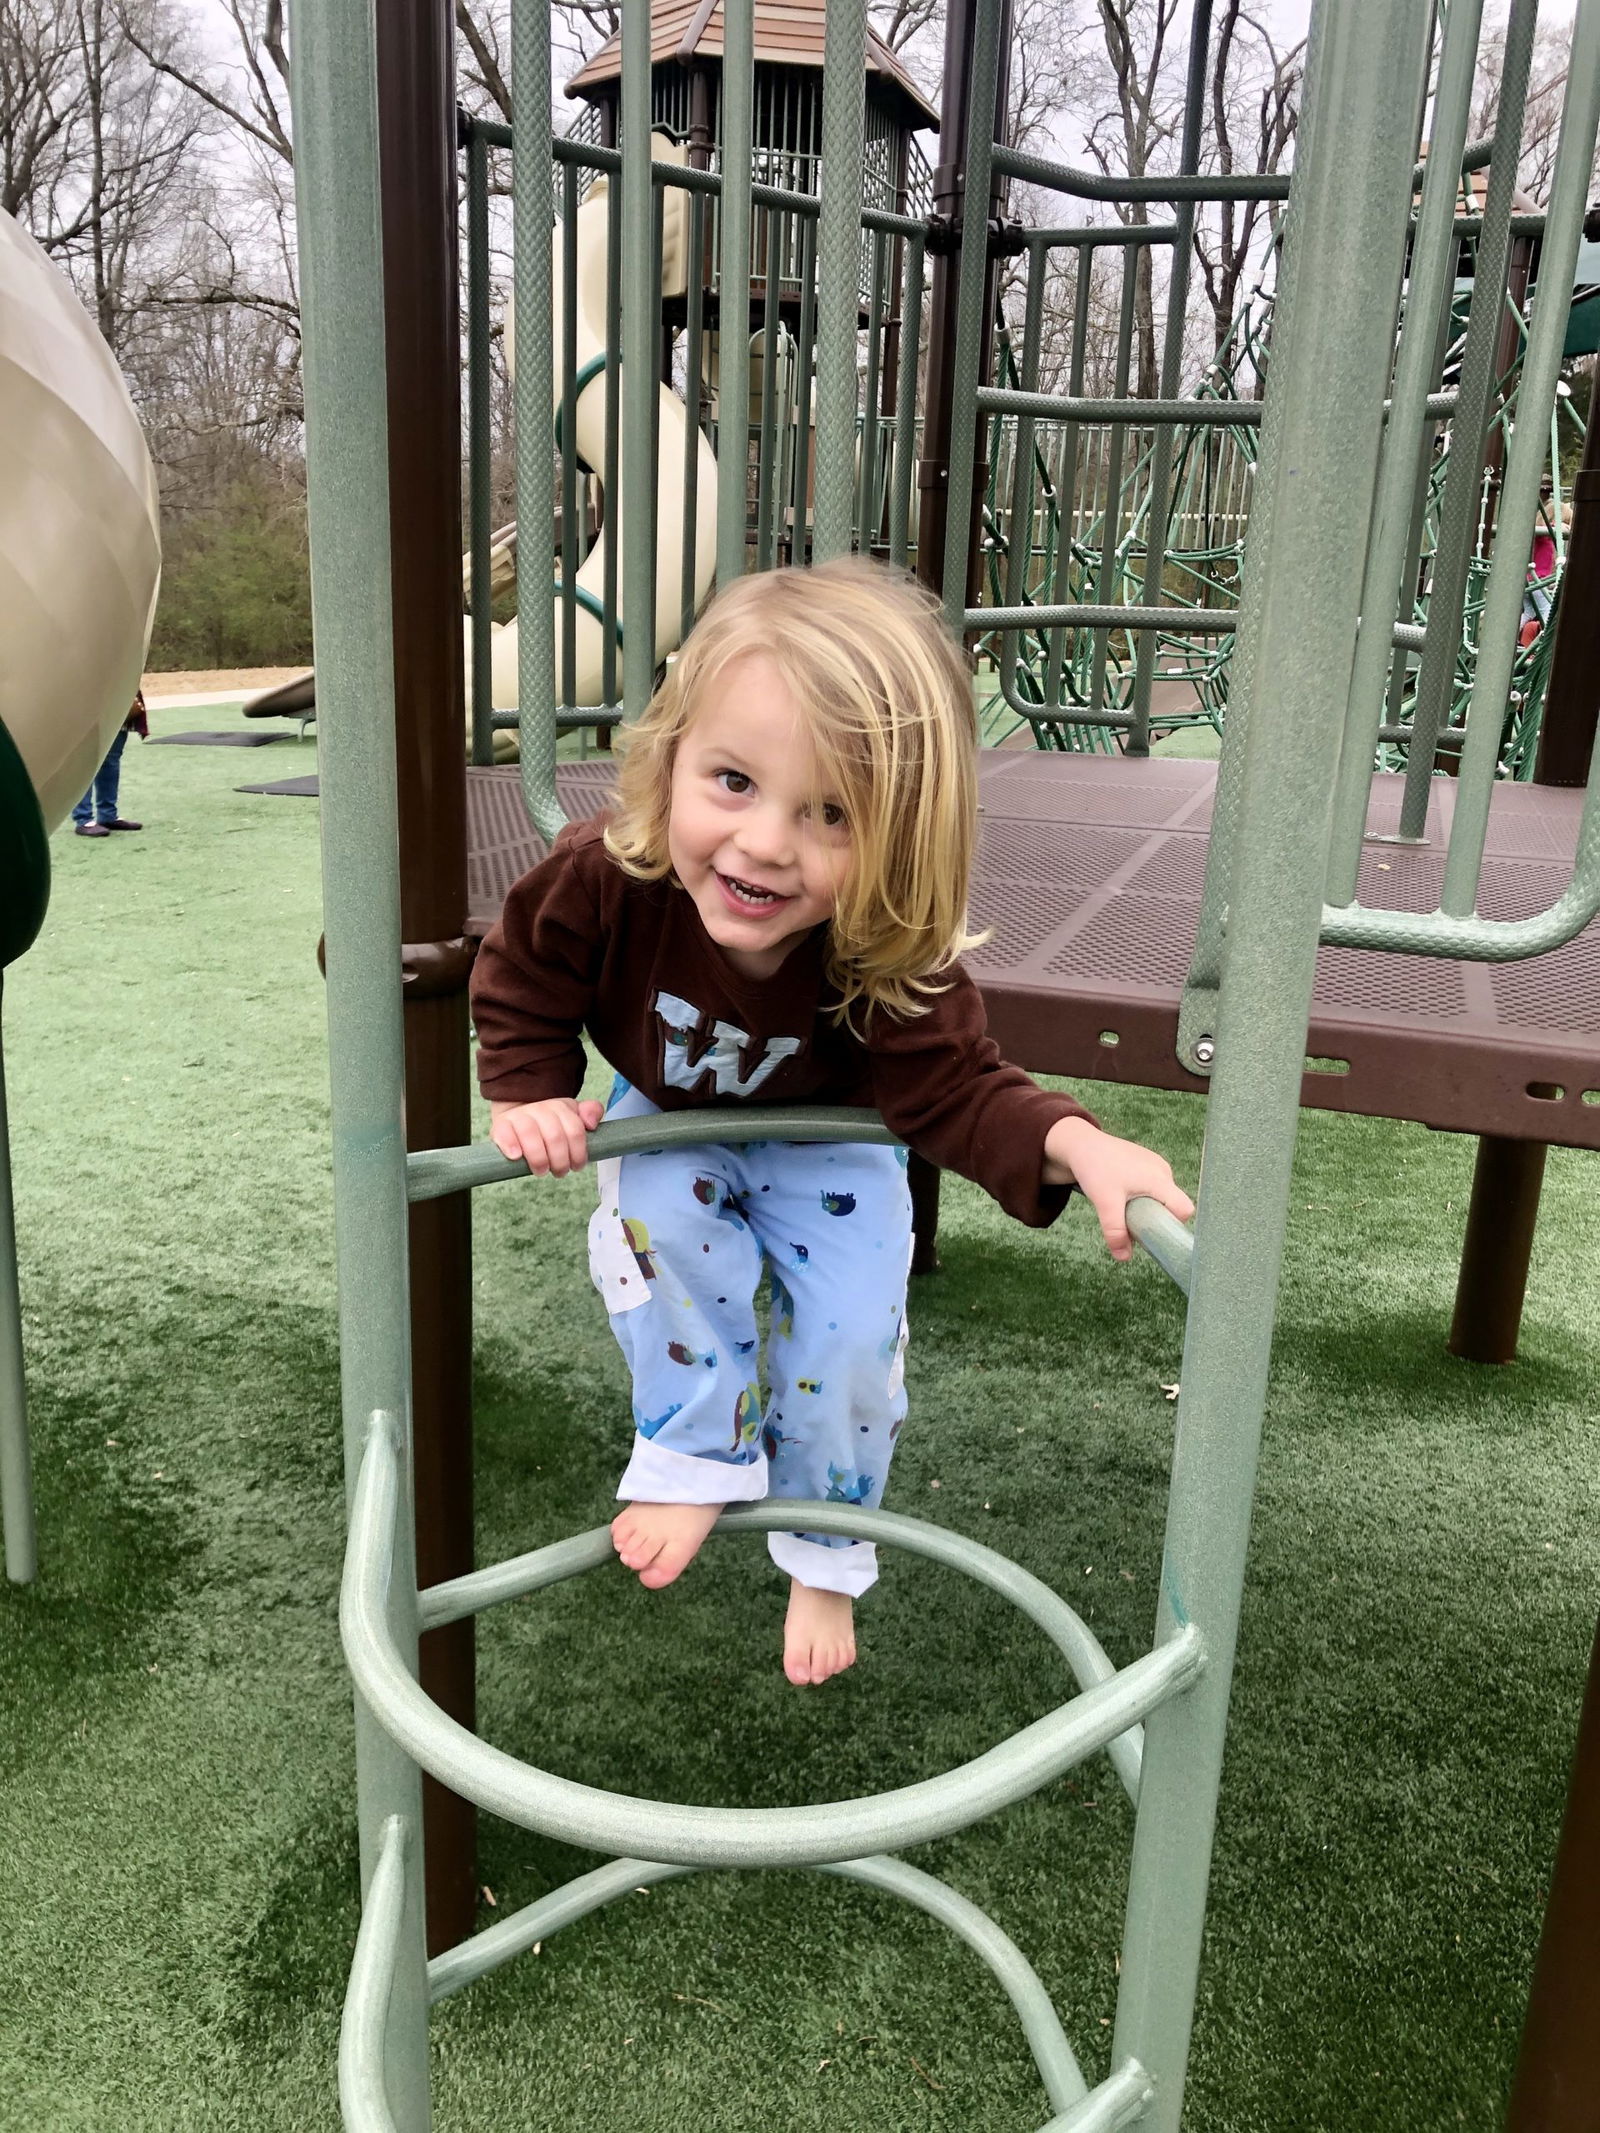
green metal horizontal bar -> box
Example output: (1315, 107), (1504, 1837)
(1037, 2059), (1156, 2132)
(980, 389), (1449, 426)
(979, 390), (1262, 427)
(460, 113), (512, 150)
(345, 1418), (1204, 1869)
(1025, 225), (1180, 248)
(994, 659), (1137, 731)
(406, 1108), (897, 1201)
(338, 1813), (408, 2133)
(489, 709), (625, 730)
(546, 136), (921, 239)
(429, 1856), (687, 2002)
(992, 133), (1492, 206)
(428, 1854), (1093, 2118)
(972, 605), (1239, 635)
(1125, 1197), (1193, 1294)
(419, 1500), (1147, 1800)
(992, 142), (1291, 203)
(1320, 868), (1600, 959)
(1453, 212), (1547, 236)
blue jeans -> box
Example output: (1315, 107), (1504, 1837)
(72, 728), (129, 827)
(591, 1083), (914, 1595)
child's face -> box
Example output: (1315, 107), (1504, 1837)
(667, 653), (851, 980)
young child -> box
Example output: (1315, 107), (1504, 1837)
(471, 559), (1193, 1687)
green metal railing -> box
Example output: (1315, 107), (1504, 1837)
(291, 2), (1597, 2129)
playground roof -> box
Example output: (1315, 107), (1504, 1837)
(565, 2), (942, 132)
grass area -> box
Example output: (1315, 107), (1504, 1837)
(2, 704), (1597, 2130)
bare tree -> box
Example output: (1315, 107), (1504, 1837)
(1190, 1), (1301, 363)
(1079, 0), (1185, 398)
(1470, 16), (1594, 205)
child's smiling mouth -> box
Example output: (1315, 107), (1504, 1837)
(715, 870), (790, 913)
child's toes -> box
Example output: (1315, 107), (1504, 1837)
(637, 1536), (695, 1588)
(610, 1511), (656, 1570)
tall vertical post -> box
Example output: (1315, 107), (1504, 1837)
(917, 0), (1011, 612)
(288, 0), (433, 2114)
(1506, 1615), (1600, 2130)
(620, 0), (656, 713)
(1450, 373), (1600, 1367)
(717, 0), (755, 586)
(907, 0), (1012, 1274)
(511, 0), (562, 834)
(812, 0), (869, 563)
(374, 0), (476, 1961)
(0, 993), (37, 1584)
(1111, 7), (1432, 2124)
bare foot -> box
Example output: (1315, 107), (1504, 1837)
(784, 1581), (857, 1686)
(611, 1500), (724, 1588)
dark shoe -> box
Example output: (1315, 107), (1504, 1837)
(75, 822), (111, 838)
(104, 818), (143, 832)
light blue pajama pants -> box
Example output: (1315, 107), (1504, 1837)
(589, 1082), (914, 1595)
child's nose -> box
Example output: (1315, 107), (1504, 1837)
(735, 803), (795, 866)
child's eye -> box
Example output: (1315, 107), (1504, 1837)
(715, 769), (752, 795)
(820, 802), (848, 830)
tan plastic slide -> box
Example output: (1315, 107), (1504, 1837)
(0, 211), (161, 833)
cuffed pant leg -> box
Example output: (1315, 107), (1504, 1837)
(742, 1141), (913, 1596)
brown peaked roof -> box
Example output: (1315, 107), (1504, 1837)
(565, 2), (941, 132)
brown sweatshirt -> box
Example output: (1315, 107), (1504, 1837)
(471, 818), (1096, 1227)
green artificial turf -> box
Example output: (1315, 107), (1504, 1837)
(2, 703), (1597, 2131)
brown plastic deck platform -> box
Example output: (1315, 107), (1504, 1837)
(465, 753), (1600, 1152)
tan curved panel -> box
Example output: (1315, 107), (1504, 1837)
(0, 212), (161, 832)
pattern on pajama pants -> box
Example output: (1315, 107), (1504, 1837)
(589, 1081), (913, 1596)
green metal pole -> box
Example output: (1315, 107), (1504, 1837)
(1324, 0), (1482, 900)
(1127, 0), (1213, 756)
(812, 0), (869, 562)
(621, 0), (655, 712)
(717, 0), (754, 586)
(1395, 0), (1539, 842)
(511, 0), (563, 830)
(286, 0), (432, 2119)
(1113, 5), (1431, 2124)
(1441, 0), (1600, 913)
(940, 0), (1002, 627)
(0, 990), (36, 1585)
(466, 124), (495, 768)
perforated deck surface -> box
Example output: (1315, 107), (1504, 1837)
(466, 754), (1600, 1149)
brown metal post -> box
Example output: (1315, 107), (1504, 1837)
(375, 0), (477, 1955)
(1499, 357), (1600, 2128)
(1534, 362), (1600, 787)
(909, 0), (1012, 1275)
(1505, 1614), (1600, 2133)
(1450, 358), (1600, 1366)
(1447, 1130), (1549, 1364)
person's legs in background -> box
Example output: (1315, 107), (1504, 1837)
(93, 727), (131, 827)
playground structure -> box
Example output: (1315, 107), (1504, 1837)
(284, 4), (1600, 2133)
(0, 208), (162, 1586)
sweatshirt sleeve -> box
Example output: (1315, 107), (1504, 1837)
(865, 965), (1099, 1228)
(470, 831), (604, 1104)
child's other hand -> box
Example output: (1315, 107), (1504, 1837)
(1042, 1116), (1195, 1263)
(489, 1096), (604, 1177)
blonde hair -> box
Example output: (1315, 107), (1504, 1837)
(605, 557), (982, 1021)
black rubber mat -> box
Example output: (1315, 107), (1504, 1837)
(236, 774), (320, 797)
(151, 730), (296, 748)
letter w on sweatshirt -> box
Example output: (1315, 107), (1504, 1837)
(654, 990), (802, 1098)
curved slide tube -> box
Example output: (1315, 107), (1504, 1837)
(0, 209), (160, 1588)
(0, 211), (161, 845)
